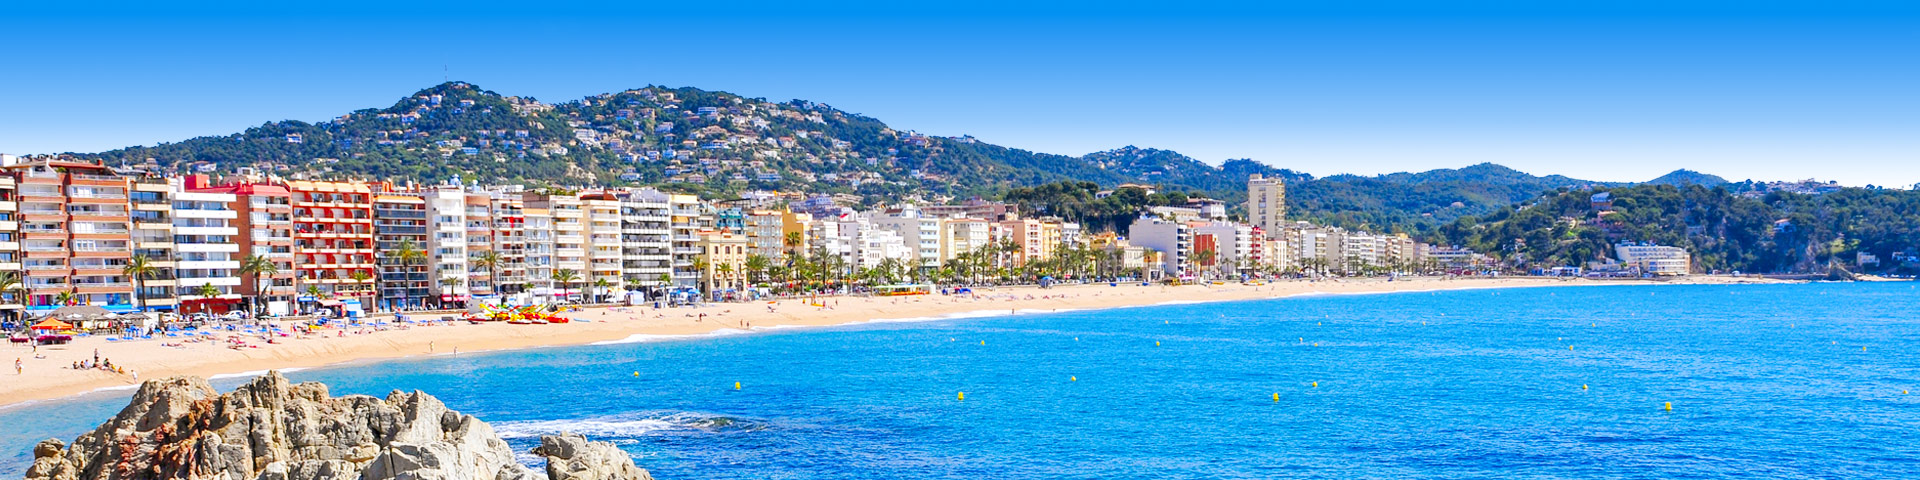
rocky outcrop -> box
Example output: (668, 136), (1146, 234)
(24, 372), (650, 480)
(529, 435), (650, 480)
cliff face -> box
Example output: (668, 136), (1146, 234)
(23, 372), (651, 480)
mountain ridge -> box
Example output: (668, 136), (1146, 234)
(65, 81), (1731, 236)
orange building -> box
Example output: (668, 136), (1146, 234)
(287, 180), (376, 311)
(6, 158), (137, 313)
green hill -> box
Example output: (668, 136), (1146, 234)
(75, 81), (1651, 238)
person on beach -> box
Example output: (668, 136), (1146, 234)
(14, 357), (20, 375)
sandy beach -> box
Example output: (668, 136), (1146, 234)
(1, 276), (1782, 408)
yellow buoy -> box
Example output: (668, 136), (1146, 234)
(1313, 342), (1319, 347)
(1273, 392), (1279, 402)
(632, 372), (639, 377)
(981, 340), (986, 345)
(958, 391), (965, 401)
(1569, 345), (1574, 351)
(1862, 346), (1867, 351)
(1155, 341), (1161, 346)
(1071, 376), (1077, 382)
(734, 382), (741, 390)
(1664, 402), (1672, 411)
(1311, 381), (1318, 387)
(1582, 384), (1589, 390)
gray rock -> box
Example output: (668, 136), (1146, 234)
(21, 372), (652, 480)
(530, 434), (652, 480)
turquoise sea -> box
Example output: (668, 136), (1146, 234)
(4, 282), (1918, 478)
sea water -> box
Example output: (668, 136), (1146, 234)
(5, 283), (1918, 478)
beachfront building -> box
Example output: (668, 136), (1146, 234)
(202, 181), (295, 315)
(1616, 243), (1691, 276)
(523, 191), (585, 302)
(873, 204), (943, 270)
(668, 193), (703, 289)
(940, 217), (992, 263)
(373, 192), (429, 310)
(463, 192), (496, 303)
(583, 193), (625, 300)
(997, 218), (1059, 267)
(695, 231), (749, 297)
(288, 180), (376, 312)
(1190, 222), (1254, 277)
(0, 176), (21, 322)
(1128, 215), (1193, 278)
(522, 206), (558, 304)
(488, 193), (528, 302)
(420, 184), (470, 308)
(1246, 173), (1287, 235)
(619, 190), (673, 295)
(170, 185), (243, 315)
(129, 176), (175, 313)
(743, 209), (782, 259)
(7, 158), (137, 314)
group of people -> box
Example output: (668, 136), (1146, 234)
(69, 349), (135, 380)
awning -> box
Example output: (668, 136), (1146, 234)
(30, 319), (73, 330)
(318, 299), (343, 306)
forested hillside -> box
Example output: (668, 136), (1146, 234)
(1428, 185), (1920, 274)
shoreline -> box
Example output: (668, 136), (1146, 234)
(1, 276), (1788, 409)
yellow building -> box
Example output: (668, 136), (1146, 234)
(695, 230), (750, 295)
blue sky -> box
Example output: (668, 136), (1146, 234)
(3, 1), (1916, 186)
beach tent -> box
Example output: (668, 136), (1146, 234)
(30, 319), (74, 331)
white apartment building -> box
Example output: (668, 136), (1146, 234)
(583, 194), (625, 290)
(1616, 243), (1691, 275)
(171, 189), (243, 313)
(1190, 222), (1253, 275)
(1127, 216), (1192, 277)
(522, 207), (557, 303)
(421, 185), (469, 304)
(620, 190), (674, 292)
(940, 218), (992, 261)
(872, 204), (942, 269)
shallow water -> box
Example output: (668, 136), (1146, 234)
(5, 283), (1919, 478)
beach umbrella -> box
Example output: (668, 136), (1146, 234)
(31, 319), (74, 330)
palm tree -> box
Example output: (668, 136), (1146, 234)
(348, 270), (373, 299)
(0, 272), (21, 321)
(438, 276), (464, 308)
(239, 254), (279, 314)
(592, 278), (613, 304)
(716, 263), (735, 292)
(874, 257), (905, 285)
(123, 254), (157, 312)
(690, 256), (711, 300)
(744, 255), (770, 287)
(470, 250), (501, 300)
(194, 283), (221, 316)
(55, 290), (78, 307)
(551, 269), (580, 303)
(783, 231), (803, 254)
(394, 238), (427, 267)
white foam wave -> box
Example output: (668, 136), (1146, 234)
(208, 367), (307, 380)
(493, 411), (763, 439)
(589, 328), (752, 345)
